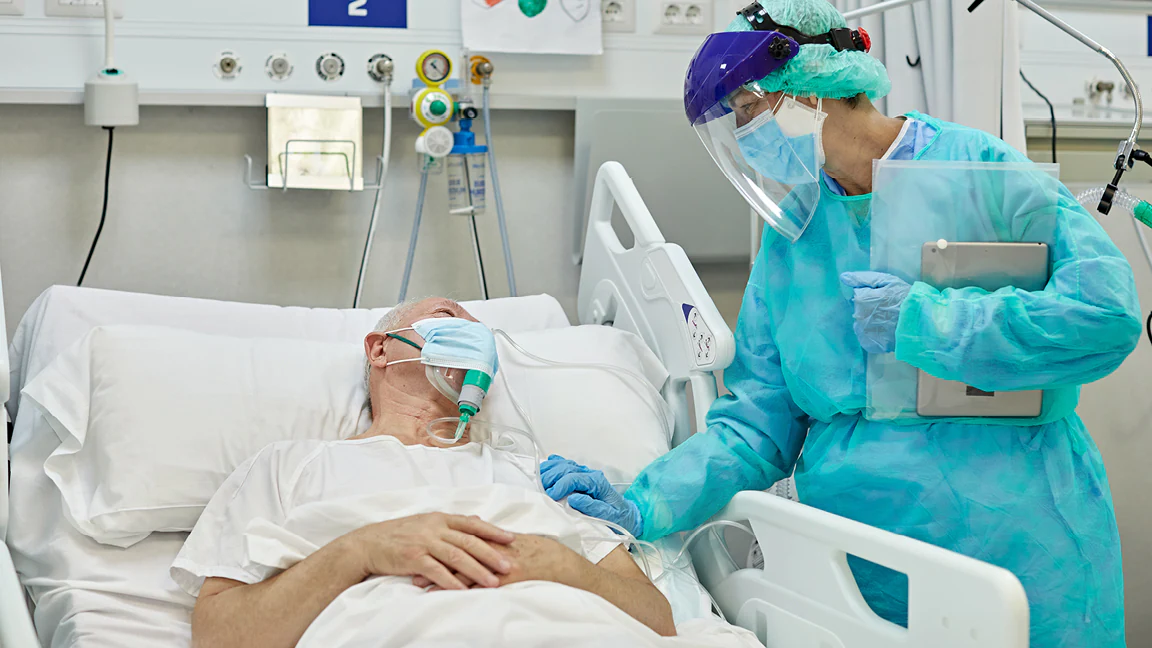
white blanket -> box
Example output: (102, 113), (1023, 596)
(241, 484), (761, 647)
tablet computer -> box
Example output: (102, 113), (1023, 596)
(916, 241), (1049, 418)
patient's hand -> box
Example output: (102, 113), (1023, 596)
(490, 534), (582, 587)
(343, 513), (516, 591)
(412, 534), (581, 590)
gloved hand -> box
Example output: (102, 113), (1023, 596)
(540, 455), (644, 538)
(839, 271), (912, 354)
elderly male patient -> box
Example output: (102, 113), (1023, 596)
(171, 298), (675, 648)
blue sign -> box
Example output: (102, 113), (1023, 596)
(309, 0), (407, 29)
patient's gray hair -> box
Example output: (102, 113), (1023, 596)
(363, 297), (426, 393)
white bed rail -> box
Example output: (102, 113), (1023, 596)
(1, 259), (8, 416)
(692, 491), (1030, 647)
(0, 542), (37, 648)
(2, 258), (9, 531)
(578, 162), (735, 446)
(0, 263), (34, 648)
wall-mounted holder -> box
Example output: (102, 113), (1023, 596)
(243, 138), (385, 192)
(247, 94), (369, 191)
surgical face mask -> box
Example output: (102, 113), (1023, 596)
(383, 317), (500, 441)
(734, 95), (826, 185)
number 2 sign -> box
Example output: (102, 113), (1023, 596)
(309, 0), (407, 29)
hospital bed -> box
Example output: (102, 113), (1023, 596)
(0, 162), (1028, 647)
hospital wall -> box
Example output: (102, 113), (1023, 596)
(0, 104), (580, 326)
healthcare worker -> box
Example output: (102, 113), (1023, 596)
(542, 1), (1140, 645)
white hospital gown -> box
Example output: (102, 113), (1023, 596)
(170, 435), (619, 597)
(170, 436), (763, 648)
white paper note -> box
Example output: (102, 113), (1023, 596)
(461, 0), (603, 55)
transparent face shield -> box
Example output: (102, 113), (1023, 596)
(694, 86), (826, 243)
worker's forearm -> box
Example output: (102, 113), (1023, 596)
(565, 560), (676, 637)
(192, 536), (366, 648)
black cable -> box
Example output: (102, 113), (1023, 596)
(78, 126), (115, 286)
(1133, 149), (1152, 170)
(1145, 310), (1152, 347)
(1019, 71), (1056, 164)
(470, 215), (489, 299)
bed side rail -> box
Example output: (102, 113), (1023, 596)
(0, 541), (37, 648)
(1, 260), (7, 417)
(2, 259), (8, 534)
(693, 491), (1030, 648)
(577, 161), (735, 447)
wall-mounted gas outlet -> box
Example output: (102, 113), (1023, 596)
(656, 0), (713, 35)
(265, 53), (292, 81)
(602, 0), (636, 33)
(0, 0), (26, 17)
(214, 51), (241, 80)
(316, 52), (346, 82)
(44, 0), (124, 18)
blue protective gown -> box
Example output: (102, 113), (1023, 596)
(625, 112), (1139, 646)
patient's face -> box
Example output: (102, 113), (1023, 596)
(364, 298), (482, 446)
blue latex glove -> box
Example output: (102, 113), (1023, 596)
(540, 454), (644, 538)
(840, 271), (912, 354)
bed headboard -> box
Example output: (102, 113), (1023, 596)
(578, 162), (735, 447)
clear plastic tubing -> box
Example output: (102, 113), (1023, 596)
(1077, 186), (1152, 275)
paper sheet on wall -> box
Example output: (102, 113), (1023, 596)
(461, 0), (602, 55)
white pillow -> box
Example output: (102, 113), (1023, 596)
(484, 326), (674, 484)
(23, 326), (370, 548)
(23, 324), (672, 548)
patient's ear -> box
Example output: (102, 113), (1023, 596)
(364, 332), (389, 369)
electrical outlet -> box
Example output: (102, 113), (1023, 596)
(44, 0), (124, 18)
(602, 0), (636, 33)
(0, 0), (26, 17)
(656, 0), (713, 35)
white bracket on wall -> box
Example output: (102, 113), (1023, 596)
(0, 0), (24, 17)
(243, 152), (386, 192)
(44, 0), (123, 18)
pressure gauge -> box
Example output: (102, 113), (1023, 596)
(416, 50), (452, 87)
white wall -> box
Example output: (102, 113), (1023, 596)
(0, 103), (579, 338)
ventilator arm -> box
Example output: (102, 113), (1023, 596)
(894, 193), (1142, 391)
(625, 257), (809, 542)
